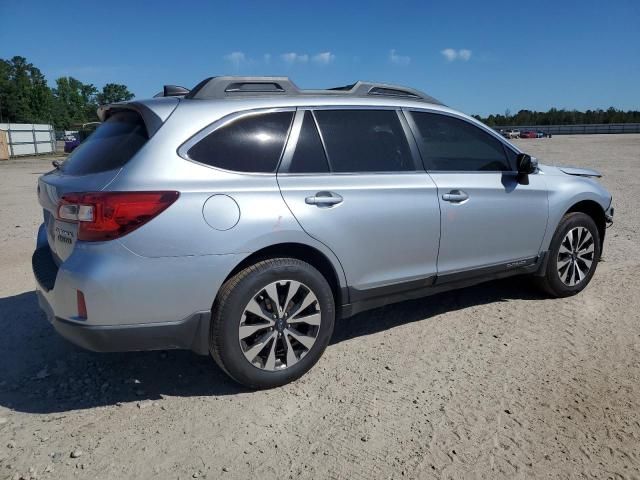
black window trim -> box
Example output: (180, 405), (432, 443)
(278, 106), (424, 175)
(177, 107), (296, 175)
(403, 107), (521, 174)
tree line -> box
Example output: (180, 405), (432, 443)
(473, 107), (640, 127)
(0, 56), (134, 129)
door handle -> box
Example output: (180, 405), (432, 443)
(305, 191), (343, 206)
(442, 190), (469, 203)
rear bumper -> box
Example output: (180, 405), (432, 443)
(37, 289), (210, 354)
(32, 223), (242, 355)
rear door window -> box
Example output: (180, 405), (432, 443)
(313, 110), (415, 172)
(61, 110), (148, 175)
(409, 111), (512, 171)
(187, 111), (294, 173)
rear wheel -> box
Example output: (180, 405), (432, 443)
(210, 258), (335, 388)
(537, 212), (601, 297)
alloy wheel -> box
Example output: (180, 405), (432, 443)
(238, 280), (321, 371)
(557, 226), (595, 287)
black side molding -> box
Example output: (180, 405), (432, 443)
(340, 254), (546, 318)
(435, 256), (540, 285)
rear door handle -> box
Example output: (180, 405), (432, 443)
(442, 190), (469, 203)
(305, 191), (343, 206)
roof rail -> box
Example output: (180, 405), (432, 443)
(183, 76), (443, 105)
(186, 76), (300, 99)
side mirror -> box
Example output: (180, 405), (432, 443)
(516, 153), (538, 174)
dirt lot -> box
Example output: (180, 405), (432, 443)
(1, 134), (639, 480)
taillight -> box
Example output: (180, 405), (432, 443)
(58, 191), (179, 241)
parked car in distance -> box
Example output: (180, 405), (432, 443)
(63, 123), (100, 153)
(504, 129), (520, 139)
(520, 130), (537, 138)
(33, 76), (614, 388)
(537, 130), (547, 138)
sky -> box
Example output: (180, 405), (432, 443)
(1, 0), (639, 116)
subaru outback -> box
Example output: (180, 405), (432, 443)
(33, 77), (614, 388)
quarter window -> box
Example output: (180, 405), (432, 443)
(187, 111), (293, 173)
(410, 112), (512, 171)
(289, 111), (330, 173)
(313, 110), (414, 172)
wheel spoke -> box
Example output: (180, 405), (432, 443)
(556, 257), (572, 270)
(288, 290), (317, 318)
(244, 298), (275, 323)
(242, 330), (276, 363)
(563, 261), (574, 285)
(577, 257), (593, 271)
(577, 230), (592, 250)
(264, 337), (278, 370)
(567, 229), (575, 250)
(289, 312), (321, 326)
(578, 243), (594, 256)
(239, 322), (272, 339)
(263, 283), (282, 316)
(282, 281), (301, 314)
(283, 333), (299, 367)
(558, 243), (572, 256)
(285, 327), (316, 350)
(575, 261), (584, 282)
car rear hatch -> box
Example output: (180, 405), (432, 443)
(37, 100), (177, 265)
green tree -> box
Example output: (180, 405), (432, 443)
(97, 83), (134, 105)
(0, 56), (54, 124)
(0, 59), (11, 123)
(52, 77), (98, 129)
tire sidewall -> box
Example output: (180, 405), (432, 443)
(214, 260), (335, 388)
(546, 213), (601, 296)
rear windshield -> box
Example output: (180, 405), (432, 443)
(61, 110), (148, 175)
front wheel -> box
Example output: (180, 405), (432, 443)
(537, 212), (601, 297)
(210, 258), (335, 388)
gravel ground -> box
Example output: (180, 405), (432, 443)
(0, 134), (639, 480)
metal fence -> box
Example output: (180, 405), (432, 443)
(0, 123), (56, 156)
(495, 123), (640, 135)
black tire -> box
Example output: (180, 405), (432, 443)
(210, 258), (335, 389)
(537, 212), (601, 297)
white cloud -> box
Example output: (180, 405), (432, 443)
(313, 52), (336, 65)
(389, 49), (410, 66)
(223, 51), (246, 68)
(281, 52), (309, 64)
(263, 53), (272, 64)
(458, 49), (472, 61)
(441, 48), (472, 62)
(441, 48), (458, 62)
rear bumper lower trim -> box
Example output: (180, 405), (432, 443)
(37, 290), (211, 355)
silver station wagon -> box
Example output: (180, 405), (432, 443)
(33, 77), (614, 388)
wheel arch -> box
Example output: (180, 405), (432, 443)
(219, 242), (347, 307)
(565, 199), (607, 247)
